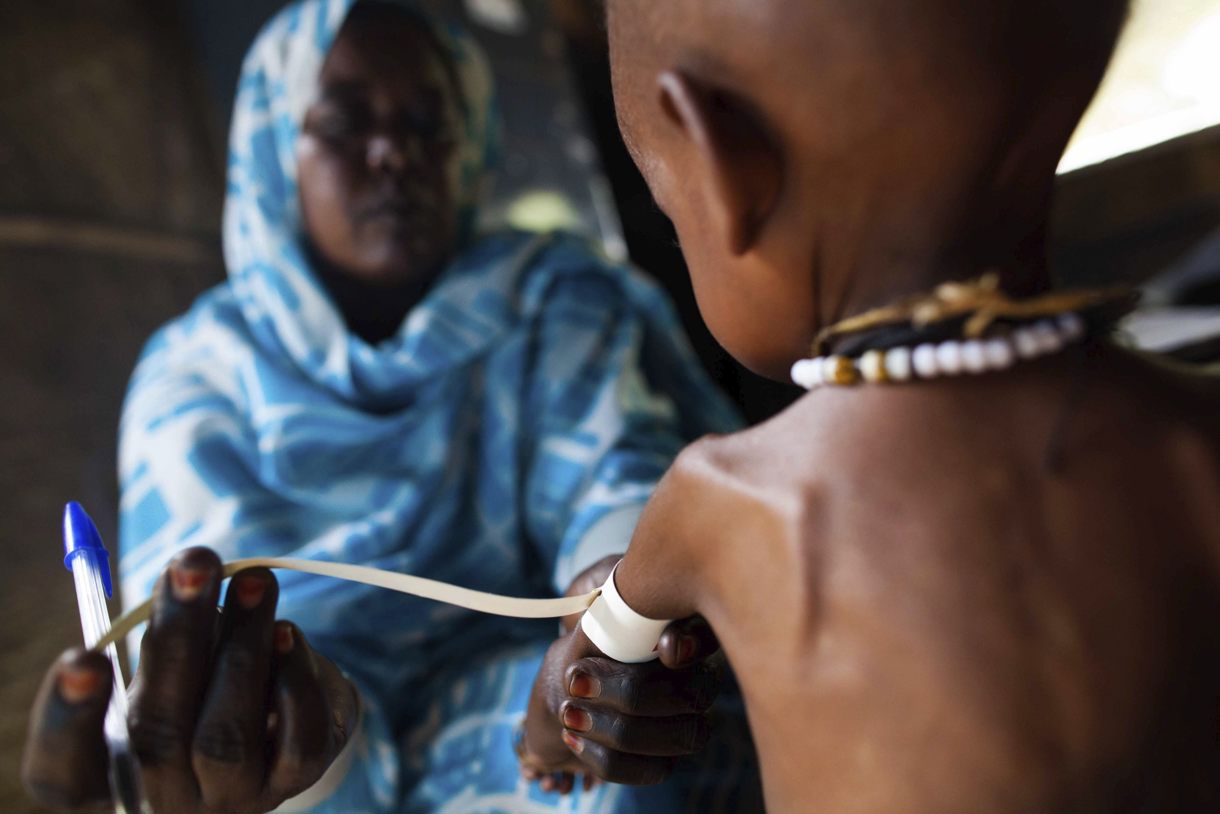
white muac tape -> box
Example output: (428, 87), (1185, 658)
(579, 564), (672, 663)
(93, 557), (601, 656)
(93, 557), (673, 674)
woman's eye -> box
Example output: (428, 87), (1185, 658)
(308, 105), (370, 141)
(396, 109), (450, 142)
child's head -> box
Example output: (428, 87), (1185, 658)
(606, 0), (1128, 378)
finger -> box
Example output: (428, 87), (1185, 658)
(656, 616), (720, 669)
(129, 546), (223, 810)
(565, 657), (720, 716)
(556, 772), (574, 795)
(561, 731), (674, 786)
(192, 568), (278, 810)
(22, 650), (114, 811)
(265, 622), (351, 802)
(538, 771), (575, 795)
(560, 700), (710, 757)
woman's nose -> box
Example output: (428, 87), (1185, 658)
(366, 133), (407, 174)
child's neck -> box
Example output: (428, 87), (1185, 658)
(822, 216), (1054, 325)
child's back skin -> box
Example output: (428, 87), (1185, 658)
(521, 0), (1220, 809)
(640, 347), (1220, 811)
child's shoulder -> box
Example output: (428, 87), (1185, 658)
(683, 344), (1220, 536)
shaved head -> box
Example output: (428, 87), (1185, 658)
(606, 0), (1129, 377)
(611, 0), (1128, 168)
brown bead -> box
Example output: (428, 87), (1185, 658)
(828, 355), (860, 386)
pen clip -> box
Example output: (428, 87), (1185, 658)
(63, 501), (114, 599)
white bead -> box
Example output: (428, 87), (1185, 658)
(860, 350), (886, 383)
(1034, 321), (1063, 353)
(961, 340), (988, 374)
(885, 346), (913, 381)
(1058, 312), (1085, 342)
(790, 361), (810, 390)
(1014, 328), (1041, 359)
(790, 359), (806, 387)
(790, 359), (819, 389)
(935, 341), (964, 375)
(809, 358), (825, 386)
(983, 338), (1015, 370)
(912, 344), (940, 378)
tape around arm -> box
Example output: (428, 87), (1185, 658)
(93, 557), (600, 655)
(579, 564), (672, 663)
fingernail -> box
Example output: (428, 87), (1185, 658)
(58, 666), (104, 703)
(569, 672), (601, 699)
(679, 635), (697, 664)
(561, 731), (585, 754)
(170, 563), (210, 601)
(275, 624), (294, 654)
(235, 573), (268, 609)
(562, 705), (592, 733)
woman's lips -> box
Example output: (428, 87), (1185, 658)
(358, 199), (414, 222)
(356, 199), (439, 234)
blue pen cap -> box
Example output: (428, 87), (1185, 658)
(63, 501), (113, 599)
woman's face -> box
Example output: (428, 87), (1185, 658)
(298, 8), (464, 289)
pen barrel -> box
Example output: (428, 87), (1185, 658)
(70, 561), (131, 747)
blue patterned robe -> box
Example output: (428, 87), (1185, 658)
(117, 1), (758, 811)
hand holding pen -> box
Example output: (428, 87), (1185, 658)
(22, 506), (356, 814)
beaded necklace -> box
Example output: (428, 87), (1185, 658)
(790, 273), (1137, 390)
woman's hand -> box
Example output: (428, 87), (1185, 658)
(22, 547), (358, 814)
(519, 556), (723, 793)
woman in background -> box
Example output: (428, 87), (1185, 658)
(23, 1), (760, 811)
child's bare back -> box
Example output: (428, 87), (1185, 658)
(652, 346), (1220, 811)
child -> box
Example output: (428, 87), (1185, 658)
(521, 0), (1220, 809)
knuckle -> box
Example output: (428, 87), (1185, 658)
(605, 715), (629, 750)
(217, 646), (260, 682)
(617, 675), (643, 711)
(193, 718), (256, 764)
(129, 708), (190, 766)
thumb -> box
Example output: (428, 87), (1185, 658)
(656, 616), (719, 669)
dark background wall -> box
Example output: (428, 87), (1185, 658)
(2, 2), (1218, 812)
(0, 2), (223, 810)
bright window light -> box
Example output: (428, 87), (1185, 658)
(1059, 0), (1220, 173)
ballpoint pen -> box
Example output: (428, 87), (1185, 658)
(63, 501), (147, 814)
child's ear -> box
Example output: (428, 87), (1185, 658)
(657, 70), (783, 256)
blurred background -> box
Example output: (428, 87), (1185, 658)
(1, 0), (1218, 810)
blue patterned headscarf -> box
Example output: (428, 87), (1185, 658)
(224, 0), (500, 403)
(118, 1), (748, 809)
